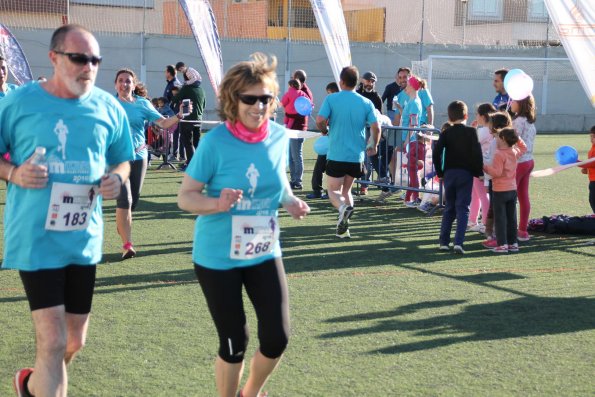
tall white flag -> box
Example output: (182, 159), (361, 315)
(309, 0), (351, 84)
(178, 0), (223, 95)
(544, 0), (595, 107)
(0, 23), (32, 85)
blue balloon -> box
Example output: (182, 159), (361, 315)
(555, 145), (578, 165)
(313, 135), (329, 155)
(294, 96), (313, 116)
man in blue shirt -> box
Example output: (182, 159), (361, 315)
(316, 66), (380, 238)
(0, 24), (134, 397)
(0, 55), (19, 99)
(493, 68), (510, 110)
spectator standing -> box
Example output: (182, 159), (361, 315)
(172, 75), (206, 171)
(0, 24), (134, 397)
(287, 69), (313, 190)
(382, 67), (408, 121)
(511, 94), (537, 241)
(163, 64), (181, 106)
(433, 100), (484, 254)
(579, 126), (595, 213)
(356, 71), (382, 194)
(307, 81), (338, 199)
(493, 69), (510, 110)
(316, 66), (380, 238)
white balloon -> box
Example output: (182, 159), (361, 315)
(507, 73), (534, 101)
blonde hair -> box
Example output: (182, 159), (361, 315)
(217, 52), (279, 123)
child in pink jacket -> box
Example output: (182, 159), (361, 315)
(483, 128), (527, 253)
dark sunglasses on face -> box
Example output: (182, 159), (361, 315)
(238, 94), (274, 106)
(53, 50), (102, 66)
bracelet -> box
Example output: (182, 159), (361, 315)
(176, 113), (183, 120)
(6, 165), (15, 183)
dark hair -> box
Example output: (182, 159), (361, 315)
(397, 67), (411, 75)
(50, 24), (92, 51)
(293, 69), (307, 83)
(499, 128), (519, 147)
(591, 125), (595, 134)
(0, 55), (4, 62)
(166, 65), (176, 76)
(288, 79), (300, 90)
(340, 66), (359, 88)
(447, 100), (467, 122)
(157, 97), (167, 104)
(494, 68), (509, 81)
(115, 68), (146, 97)
(326, 81), (339, 93)
(513, 95), (536, 124)
(477, 103), (497, 118)
(441, 122), (452, 132)
(488, 111), (512, 131)
(175, 61), (185, 70)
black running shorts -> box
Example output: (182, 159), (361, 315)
(19, 264), (97, 313)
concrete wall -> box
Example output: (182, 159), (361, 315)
(11, 28), (594, 131)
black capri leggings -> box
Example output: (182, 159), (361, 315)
(194, 258), (290, 364)
(116, 157), (148, 210)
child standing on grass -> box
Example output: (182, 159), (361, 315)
(482, 111), (513, 248)
(483, 128), (527, 253)
(511, 95), (537, 241)
(468, 103), (497, 233)
(433, 100), (484, 254)
(580, 125), (595, 213)
(404, 132), (428, 207)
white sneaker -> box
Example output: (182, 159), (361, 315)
(453, 245), (465, 254)
(337, 205), (354, 227)
(376, 190), (393, 203)
(468, 223), (485, 233)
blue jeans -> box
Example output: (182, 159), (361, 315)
(289, 138), (304, 185)
(439, 169), (473, 246)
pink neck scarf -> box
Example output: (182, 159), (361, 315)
(226, 119), (269, 143)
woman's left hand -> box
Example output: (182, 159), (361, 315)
(282, 196), (310, 220)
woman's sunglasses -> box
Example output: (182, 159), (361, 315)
(238, 94), (274, 106)
(54, 51), (103, 66)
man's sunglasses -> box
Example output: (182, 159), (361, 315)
(54, 51), (102, 66)
(238, 94), (274, 106)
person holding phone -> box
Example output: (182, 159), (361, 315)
(114, 68), (188, 259)
(172, 71), (206, 171)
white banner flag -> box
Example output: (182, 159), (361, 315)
(544, 0), (595, 107)
(178, 0), (223, 95)
(309, 0), (351, 84)
(0, 23), (32, 85)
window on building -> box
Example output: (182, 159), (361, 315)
(467, 0), (503, 21)
(71, 0), (154, 7)
(527, 0), (549, 22)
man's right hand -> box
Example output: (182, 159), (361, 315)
(10, 164), (48, 189)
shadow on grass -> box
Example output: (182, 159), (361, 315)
(320, 296), (595, 354)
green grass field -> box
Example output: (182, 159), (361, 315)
(0, 134), (593, 396)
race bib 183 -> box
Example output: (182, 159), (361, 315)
(45, 182), (98, 232)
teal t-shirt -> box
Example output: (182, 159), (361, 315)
(0, 83), (19, 99)
(117, 95), (162, 160)
(0, 83), (135, 271)
(185, 121), (289, 270)
(318, 90), (377, 163)
(400, 95), (423, 144)
(418, 89), (434, 125)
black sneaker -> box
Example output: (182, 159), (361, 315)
(337, 205), (354, 228)
(306, 192), (322, 199)
(291, 183), (303, 190)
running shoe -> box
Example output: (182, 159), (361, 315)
(359, 186), (368, 195)
(453, 245), (465, 254)
(508, 243), (519, 252)
(439, 245), (450, 251)
(337, 205), (354, 228)
(13, 368), (33, 397)
(517, 230), (531, 242)
(467, 223), (485, 233)
(336, 226), (351, 239)
(405, 200), (418, 208)
(492, 245), (509, 253)
(306, 192), (323, 199)
(122, 242), (136, 260)
(482, 238), (498, 249)
(417, 202), (432, 213)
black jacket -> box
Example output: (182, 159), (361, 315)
(433, 123), (483, 178)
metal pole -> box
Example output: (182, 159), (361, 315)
(542, 16), (550, 115)
(224, 0), (228, 38)
(462, 1), (467, 46)
(140, 0), (147, 83)
(284, 0), (292, 86)
(419, 0), (425, 61)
